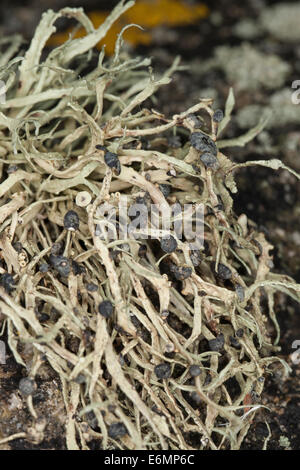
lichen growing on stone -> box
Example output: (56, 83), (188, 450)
(214, 43), (290, 91)
(0, 0), (299, 451)
(260, 3), (300, 42)
(236, 89), (300, 129)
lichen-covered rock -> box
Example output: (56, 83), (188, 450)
(260, 3), (300, 42)
(214, 43), (290, 91)
(236, 89), (300, 129)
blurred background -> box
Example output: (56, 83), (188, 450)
(0, 0), (300, 449)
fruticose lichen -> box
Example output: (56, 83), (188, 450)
(0, 0), (299, 451)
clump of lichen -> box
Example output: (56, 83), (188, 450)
(0, 0), (300, 451)
(236, 89), (300, 130)
(260, 3), (300, 42)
